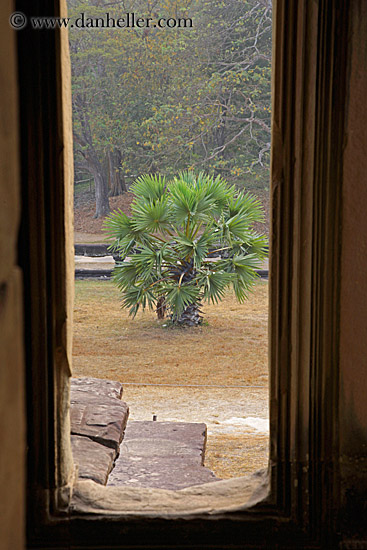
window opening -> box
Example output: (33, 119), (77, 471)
(69, 0), (271, 492)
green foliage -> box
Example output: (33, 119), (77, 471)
(68, 0), (272, 192)
(104, 172), (267, 321)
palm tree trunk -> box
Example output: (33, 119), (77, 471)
(156, 296), (167, 320)
(172, 303), (203, 327)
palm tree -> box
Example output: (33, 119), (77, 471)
(104, 172), (267, 326)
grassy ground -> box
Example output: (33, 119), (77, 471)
(72, 279), (269, 478)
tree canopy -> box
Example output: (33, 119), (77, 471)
(68, 0), (272, 217)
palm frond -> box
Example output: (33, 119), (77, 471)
(103, 209), (134, 241)
(244, 233), (269, 259)
(159, 283), (200, 317)
(130, 173), (166, 202)
(196, 172), (229, 216)
(168, 180), (198, 225)
(226, 253), (262, 302)
(222, 214), (253, 241)
(112, 262), (138, 291)
(131, 195), (171, 233)
(129, 245), (159, 280)
(198, 269), (234, 304)
(121, 284), (156, 317)
(168, 175), (218, 226)
(226, 190), (265, 224)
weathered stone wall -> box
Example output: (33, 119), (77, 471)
(55, 0), (76, 504)
(339, 0), (367, 537)
(0, 1), (25, 549)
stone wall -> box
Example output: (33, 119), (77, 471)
(339, 0), (367, 536)
(0, 1), (25, 549)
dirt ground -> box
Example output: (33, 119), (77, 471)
(121, 386), (269, 479)
(72, 280), (269, 479)
(74, 191), (134, 243)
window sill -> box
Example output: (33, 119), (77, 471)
(70, 469), (269, 517)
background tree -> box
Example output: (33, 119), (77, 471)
(104, 172), (267, 326)
(142, 0), (272, 186)
(68, 0), (272, 217)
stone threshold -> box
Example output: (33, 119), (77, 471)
(69, 377), (269, 515)
(70, 377), (219, 490)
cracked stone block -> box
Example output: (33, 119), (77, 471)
(71, 435), (116, 485)
(70, 388), (129, 451)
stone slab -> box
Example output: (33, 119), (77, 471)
(107, 456), (218, 490)
(107, 421), (220, 490)
(70, 388), (129, 451)
(71, 435), (116, 485)
(120, 421), (208, 464)
(70, 376), (123, 400)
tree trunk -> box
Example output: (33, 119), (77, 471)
(156, 296), (167, 320)
(72, 105), (111, 218)
(94, 171), (110, 218)
(89, 158), (110, 218)
(76, 144), (111, 218)
(108, 149), (126, 197)
(172, 303), (203, 327)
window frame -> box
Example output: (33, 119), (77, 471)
(18, 0), (349, 547)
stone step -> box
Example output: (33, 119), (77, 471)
(107, 421), (220, 490)
(71, 376), (123, 400)
(70, 388), (129, 451)
(71, 435), (116, 485)
(70, 377), (129, 485)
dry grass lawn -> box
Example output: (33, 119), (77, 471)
(73, 281), (268, 385)
(72, 279), (269, 478)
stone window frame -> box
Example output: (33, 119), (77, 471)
(18, 0), (357, 547)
